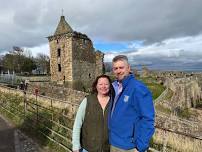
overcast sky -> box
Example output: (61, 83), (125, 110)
(0, 0), (202, 71)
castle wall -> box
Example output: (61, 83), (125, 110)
(154, 128), (202, 152)
(72, 35), (95, 63)
(165, 78), (201, 108)
(49, 35), (73, 82)
(95, 51), (104, 77)
(26, 82), (87, 104)
(71, 35), (96, 83)
(72, 60), (96, 84)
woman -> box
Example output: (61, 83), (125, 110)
(72, 75), (113, 152)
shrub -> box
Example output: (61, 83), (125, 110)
(175, 107), (191, 119)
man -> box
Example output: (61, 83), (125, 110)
(108, 55), (155, 152)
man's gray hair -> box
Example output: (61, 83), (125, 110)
(112, 55), (128, 63)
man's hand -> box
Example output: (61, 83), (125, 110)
(73, 150), (80, 152)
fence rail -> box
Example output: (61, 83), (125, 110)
(0, 85), (75, 152)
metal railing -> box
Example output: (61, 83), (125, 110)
(0, 85), (74, 152)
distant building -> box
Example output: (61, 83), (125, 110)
(142, 66), (150, 77)
(47, 16), (104, 86)
(133, 68), (139, 77)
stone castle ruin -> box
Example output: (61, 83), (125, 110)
(47, 16), (104, 87)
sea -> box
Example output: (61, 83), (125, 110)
(133, 65), (202, 73)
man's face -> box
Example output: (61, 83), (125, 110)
(112, 60), (130, 81)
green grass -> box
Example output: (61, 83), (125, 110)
(176, 108), (192, 119)
(196, 100), (202, 109)
(155, 104), (172, 115)
(137, 76), (166, 100)
(164, 89), (173, 101)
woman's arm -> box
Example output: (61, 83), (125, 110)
(72, 98), (87, 151)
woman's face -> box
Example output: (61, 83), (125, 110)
(96, 77), (110, 96)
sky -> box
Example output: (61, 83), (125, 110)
(0, 0), (202, 71)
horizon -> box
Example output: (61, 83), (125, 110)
(104, 61), (202, 73)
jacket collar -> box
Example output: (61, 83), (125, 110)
(114, 74), (134, 89)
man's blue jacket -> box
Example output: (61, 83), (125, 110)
(108, 74), (155, 152)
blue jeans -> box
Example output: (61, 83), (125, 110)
(80, 149), (88, 152)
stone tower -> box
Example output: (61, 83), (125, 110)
(47, 16), (104, 86)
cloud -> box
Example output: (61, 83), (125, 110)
(104, 34), (202, 71)
(25, 43), (50, 57)
(0, 0), (202, 71)
(1, 0), (202, 52)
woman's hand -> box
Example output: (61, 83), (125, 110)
(134, 148), (139, 152)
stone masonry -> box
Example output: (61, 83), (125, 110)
(164, 77), (201, 109)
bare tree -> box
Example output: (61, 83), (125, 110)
(35, 53), (50, 74)
(2, 47), (36, 74)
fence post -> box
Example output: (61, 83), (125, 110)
(36, 94), (39, 122)
(34, 87), (39, 123)
(23, 90), (27, 116)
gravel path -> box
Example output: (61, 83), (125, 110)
(0, 115), (44, 152)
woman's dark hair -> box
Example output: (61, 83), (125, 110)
(92, 74), (112, 95)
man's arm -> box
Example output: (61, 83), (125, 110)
(135, 87), (155, 152)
